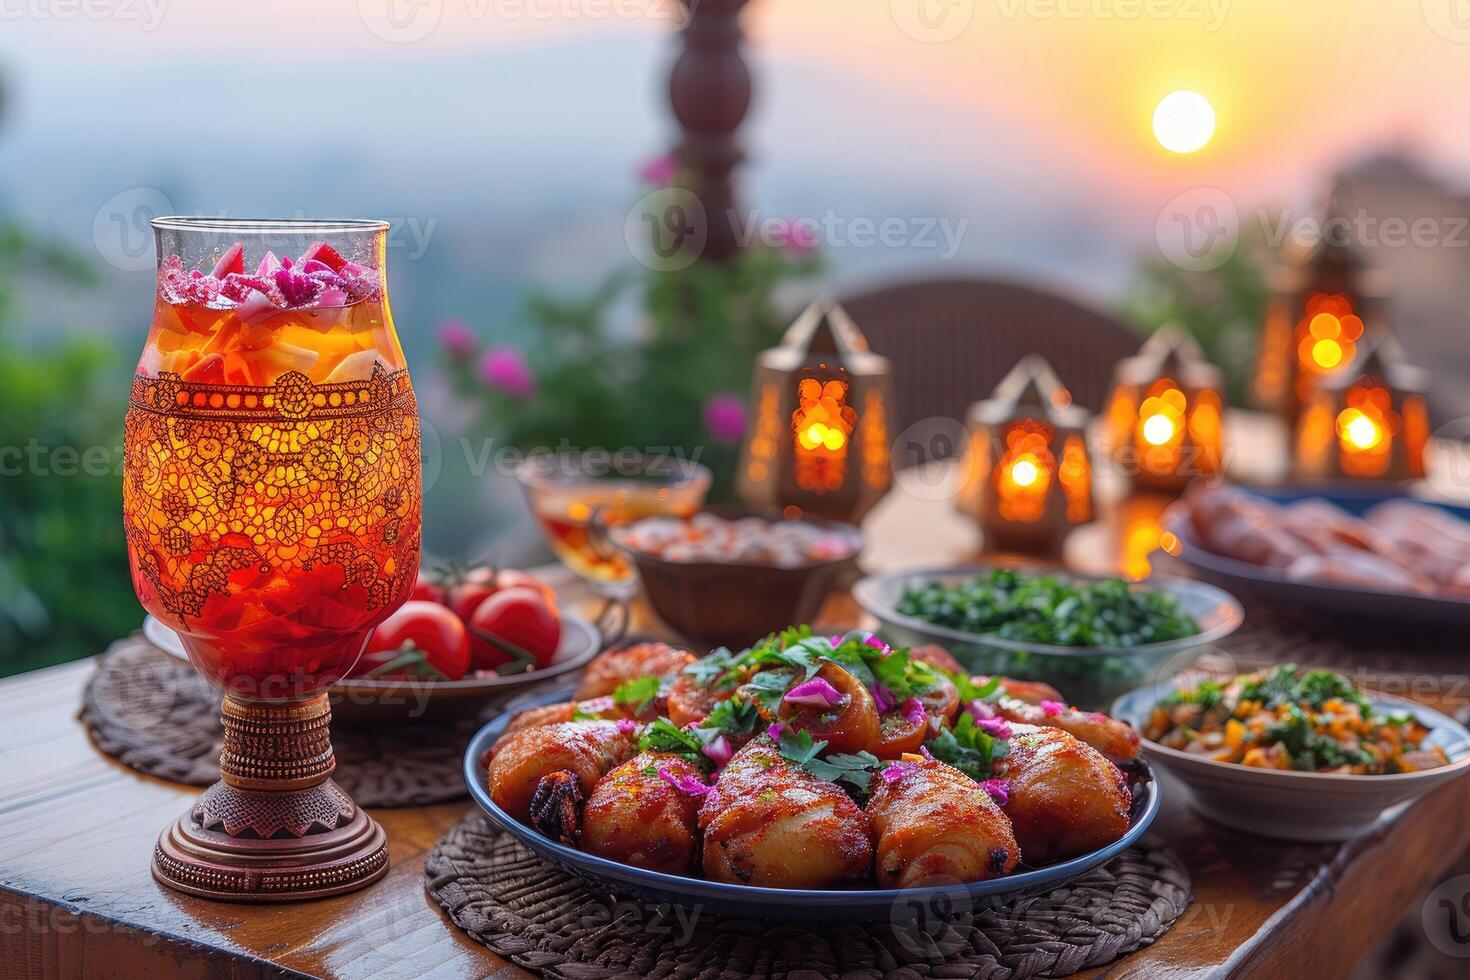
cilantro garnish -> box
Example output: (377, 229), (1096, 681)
(611, 676), (660, 714)
(924, 713), (1009, 781)
(637, 718), (707, 767)
(775, 727), (883, 801)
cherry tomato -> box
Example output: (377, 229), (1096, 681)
(775, 663), (880, 755)
(448, 567), (557, 622)
(410, 569), (446, 604)
(360, 600), (470, 680)
(468, 585), (562, 671)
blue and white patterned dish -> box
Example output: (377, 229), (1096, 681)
(462, 691), (1162, 922)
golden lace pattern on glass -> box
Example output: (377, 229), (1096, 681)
(122, 364), (421, 629)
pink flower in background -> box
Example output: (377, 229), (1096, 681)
(478, 346), (534, 400)
(770, 217), (820, 253)
(438, 317), (477, 357)
(702, 393), (746, 444)
(638, 154), (679, 187)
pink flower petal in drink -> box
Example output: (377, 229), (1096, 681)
(829, 635), (845, 648)
(869, 683), (895, 714)
(478, 346), (535, 400)
(274, 267), (324, 307)
(638, 153), (678, 187)
(980, 779), (1010, 807)
(701, 393), (746, 445)
(616, 718), (638, 735)
(863, 634), (891, 656)
(975, 717), (1013, 739)
(1040, 699), (1065, 716)
(701, 735), (733, 769)
(437, 318), (477, 357)
(783, 677), (843, 708)
(766, 722), (785, 742)
(902, 698), (926, 727)
(300, 258), (336, 276)
(657, 766), (712, 797)
(211, 242), (244, 279)
(880, 762), (914, 785)
(255, 250), (281, 276)
(300, 240), (348, 272)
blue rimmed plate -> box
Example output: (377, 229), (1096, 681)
(462, 692), (1161, 921)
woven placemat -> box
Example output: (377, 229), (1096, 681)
(425, 812), (1192, 980)
(80, 634), (473, 807)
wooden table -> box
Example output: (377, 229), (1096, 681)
(5, 464), (1470, 979)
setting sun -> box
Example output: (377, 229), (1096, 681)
(1152, 90), (1215, 154)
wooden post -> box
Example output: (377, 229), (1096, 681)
(670, 0), (753, 262)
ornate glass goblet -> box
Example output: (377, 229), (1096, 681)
(122, 217), (421, 900)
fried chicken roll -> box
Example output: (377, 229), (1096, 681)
(485, 720), (639, 824)
(995, 725), (1132, 864)
(574, 642), (697, 700)
(699, 737), (873, 888)
(866, 758), (1019, 887)
(581, 751), (705, 875)
(993, 698), (1141, 763)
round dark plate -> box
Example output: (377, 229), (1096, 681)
(1160, 486), (1470, 631)
(462, 692), (1161, 922)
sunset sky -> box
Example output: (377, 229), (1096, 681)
(0, 1), (1466, 314)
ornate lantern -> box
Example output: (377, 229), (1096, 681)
(1255, 234), (1387, 425)
(1294, 335), (1429, 482)
(1106, 325), (1224, 493)
(737, 300), (893, 522)
(957, 355), (1093, 554)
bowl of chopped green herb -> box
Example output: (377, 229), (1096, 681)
(852, 565), (1243, 708)
(1112, 666), (1470, 841)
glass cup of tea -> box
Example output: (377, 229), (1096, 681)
(515, 452), (711, 599)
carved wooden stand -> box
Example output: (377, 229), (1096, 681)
(671, 0), (753, 262)
(151, 694), (388, 902)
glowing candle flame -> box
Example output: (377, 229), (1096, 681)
(1010, 458), (1040, 487)
(1339, 408), (1382, 451)
(1141, 413), (1176, 446)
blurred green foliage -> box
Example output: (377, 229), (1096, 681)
(445, 246), (819, 499)
(1120, 235), (1271, 407)
(0, 223), (136, 677)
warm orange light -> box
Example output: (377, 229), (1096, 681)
(1296, 296), (1363, 386)
(1010, 457), (1041, 487)
(1310, 338), (1343, 369)
(994, 427), (1054, 524)
(1141, 413), (1176, 446)
(1338, 407), (1383, 451)
(792, 376), (856, 492)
